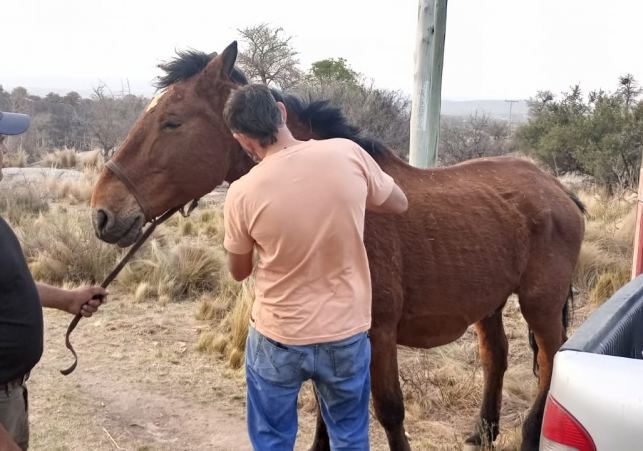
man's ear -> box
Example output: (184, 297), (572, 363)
(233, 133), (251, 149)
(276, 102), (288, 124)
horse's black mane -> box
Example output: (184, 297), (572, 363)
(154, 49), (389, 159)
(270, 90), (388, 158)
(154, 49), (248, 89)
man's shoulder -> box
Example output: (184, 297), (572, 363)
(226, 169), (260, 204)
(313, 137), (359, 150)
(309, 138), (365, 160)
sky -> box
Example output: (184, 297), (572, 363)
(2, 0), (643, 101)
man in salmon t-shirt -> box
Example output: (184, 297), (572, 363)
(222, 84), (408, 450)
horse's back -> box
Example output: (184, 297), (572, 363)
(366, 155), (584, 343)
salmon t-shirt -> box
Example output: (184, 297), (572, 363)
(223, 138), (395, 345)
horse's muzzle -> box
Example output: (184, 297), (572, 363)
(92, 207), (144, 248)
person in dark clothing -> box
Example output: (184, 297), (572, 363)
(0, 111), (107, 451)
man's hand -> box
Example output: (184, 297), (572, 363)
(37, 283), (108, 317)
(66, 286), (108, 317)
(0, 423), (21, 451)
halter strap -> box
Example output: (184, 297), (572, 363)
(59, 159), (202, 375)
(105, 159), (153, 220)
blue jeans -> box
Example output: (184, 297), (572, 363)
(245, 326), (371, 451)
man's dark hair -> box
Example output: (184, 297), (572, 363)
(223, 84), (283, 147)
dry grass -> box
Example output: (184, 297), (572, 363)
(400, 344), (482, 417)
(2, 149), (29, 168)
(46, 167), (98, 205)
(166, 207), (226, 245)
(79, 149), (104, 171)
(0, 177), (50, 225)
(590, 267), (632, 305)
(196, 278), (254, 369)
(115, 239), (226, 301)
(15, 209), (123, 285)
(574, 189), (636, 304)
(40, 148), (104, 172)
(41, 147), (79, 169)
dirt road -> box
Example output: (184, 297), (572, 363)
(30, 299), (255, 451)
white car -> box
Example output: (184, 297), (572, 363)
(540, 275), (643, 450)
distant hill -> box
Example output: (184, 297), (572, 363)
(441, 99), (529, 123)
(3, 82), (530, 123)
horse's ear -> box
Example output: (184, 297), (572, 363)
(220, 41), (238, 79)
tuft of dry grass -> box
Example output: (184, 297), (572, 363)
(116, 240), (225, 302)
(590, 267), (631, 306)
(79, 149), (104, 171)
(16, 209), (122, 285)
(133, 282), (153, 303)
(2, 149), (29, 168)
(166, 207), (226, 246)
(0, 178), (50, 225)
(46, 165), (100, 205)
(41, 148), (79, 169)
(195, 277), (254, 369)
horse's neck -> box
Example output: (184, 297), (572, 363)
(225, 150), (256, 184)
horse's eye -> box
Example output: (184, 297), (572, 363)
(162, 121), (181, 130)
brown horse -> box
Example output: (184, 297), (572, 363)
(90, 42), (585, 451)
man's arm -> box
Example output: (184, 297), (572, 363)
(37, 283), (107, 317)
(354, 144), (409, 215)
(367, 183), (408, 214)
(223, 186), (255, 281)
(0, 423), (20, 451)
(227, 251), (254, 282)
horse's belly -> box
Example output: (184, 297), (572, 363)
(396, 314), (469, 349)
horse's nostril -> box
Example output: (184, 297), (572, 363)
(96, 209), (107, 231)
(95, 208), (113, 234)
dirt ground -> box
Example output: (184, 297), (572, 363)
(28, 293), (591, 451)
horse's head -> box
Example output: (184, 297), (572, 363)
(91, 41), (255, 247)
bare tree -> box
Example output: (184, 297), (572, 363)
(295, 79), (411, 159)
(90, 81), (146, 159)
(439, 110), (511, 165)
(237, 23), (303, 91)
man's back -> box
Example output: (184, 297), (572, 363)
(224, 138), (394, 345)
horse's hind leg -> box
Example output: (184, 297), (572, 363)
(465, 306), (508, 450)
(518, 292), (568, 451)
(308, 390), (331, 451)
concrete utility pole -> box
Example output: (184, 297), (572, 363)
(409, 0), (448, 168)
(505, 99), (519, 128)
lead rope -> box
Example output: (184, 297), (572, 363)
(59, 199), (200, 376)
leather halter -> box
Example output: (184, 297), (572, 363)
(59, 159), (200, 376)
(105, 159), (154, 220)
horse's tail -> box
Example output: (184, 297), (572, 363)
(528, 285), (573, 378)
(567, 191), (587, 216)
